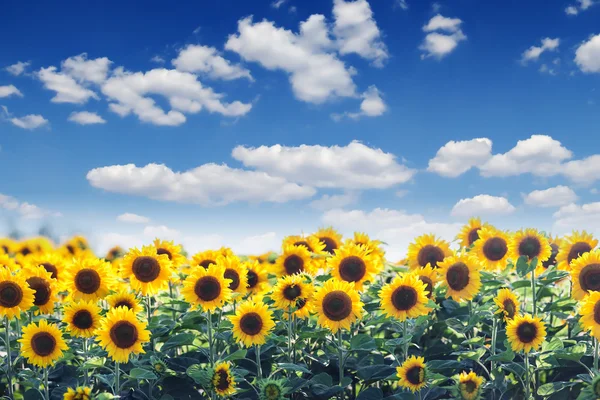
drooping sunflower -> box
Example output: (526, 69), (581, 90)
(0, 267), (35, 319)
(471, 227), (510, 272)
(396, 355), (427, 393)
(508, 228), (552, 263)
(26, 252), (68, 286)
(380, 273), (431, 321)
(182, 263), (232, 312)
(493, 288), (519, 321)
(457, 218), (488, 248)
(63, 300), (102, 338)
(538, 235), (562, 273)
(152, 239), (188, 269)
(244, 260), (269, 296)
(312, 279), (363, 333)
(106, 290), (143, 314)
(0, 253), (19, 272)
(65, 257), (116, 302)
(0, 238), (16, 255)
(96, 306), (151, 363)
(212, 362), (236, 397)
(190, 249), (223, 270)
(229, 300), (276, 347)
(23, 265), (58, 315)
(105, 246), (125, 262)
(571, 250), (600, 300)
(19, 319), (68, 368)
(258, 379), (288, 400)
(556, 231), (598, 271)
(407, 234), (452, 270)
(271, 274), (314, 319)
(506, 313), (546, 353)
(274, 245), (316, 277)
(60, 236), (93, 259)
(312, 227), (343, 255)
(350, 232), (385, 263)
(327, 242), (378, 291)
(413, 265), (438, 299)
(580, 291), (600, 340)
(282, 235), (325, 255)
(216, 255), (248, 296)
(64, 386), (93, 400)
(456, 371), (484, 400)
(121, 246), (173, 296)
(438, 253), (481, 302)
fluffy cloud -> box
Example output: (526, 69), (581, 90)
(10, 114), (49, 130)
(61, 53), (112, 84)
(5, 61), (30, 76)
(0, 85), (23, 98)
(309, 192), (358, 210)
(427, 138), (492, 177)
(523, 185), (577, 207)
(420, 14), (466, 59)
(86, 162), (315, 206)
(116, 213), (150, 223)
(225, 15), (356, 104)
(575, 34), (600, 73)
(0, 193), (61, 219)
(562, 155), (600, 183)
(451, 194), (516, 217)
(565, 0), (595, 15)
(68, 111), (106, 125)
(38, 66), (99, 104)
(332, 0), (388, 67)
(521, 38), (560, 64)
(331, 85), (386, 120)
(553, 201), (600, 235)
(232, 141), (415, 189)
(172, 44), (253, 81)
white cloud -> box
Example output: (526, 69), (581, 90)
(0, 85), (23, 98)
(101, 68), (252, 126)
(419, 15), (466, 59)
(225, 15), (357, 104)
(562, 155), (600, 184)
(553, 201), (600, 236)
(395, 0), (408, 10)
(38, 66), (99, 104)
(117, 213), (150, 223)
(521, 38), (560, 64)
(332, 0), (388, 67)
(234, 232), (280, 255)
(427, 138), (492, 177)
(86, 162), (315, 206)
(271, 0), (287, 8)
(575, 34), (600, 73)
(68, 111), (106, 125)
(232, 141), (415, 189)
(565, 0), (595, 15)
(423, 14), (463, 33)
(451, 194), (516, 217)
(332, 85), (386, 120)
(10, 114), (49, 130)
(523, 185), (577, 207)
(172, 44), (253, 81)
(539, 63), (557, 75)
(143, 225), (180, 239)
(0, 193), (61, 220)
(5, 61), (30, 76)
(309, 192), (358, 210)
(61, 53), (112, 84)
(151, 56), (165, 64)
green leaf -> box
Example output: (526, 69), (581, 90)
(537, 381), (579, 396)
(357, 387), (383, 400)
(554, 344), (586, 361)
(276, 363), (312, 375)
(516, 256), (531, 277)
(186, 364), (212, 387)
(542, 336), (564, 353)
(487, 349), (515, 362)
(129, 368), (158, 380)
(222, 349), (247, 361)
(24, 389), (43, 400)
(161, 332), (196, 351)
(351, 334), (377, 351)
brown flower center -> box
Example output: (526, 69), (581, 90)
(20, 247), (32, 256)
(319, 237), (338, 254)
(338, 256), (366, 283)
(391, 285), (418, 311)
(580, 264), (600, 293)
(224, 269), (240, 290)
(247, 270), (259, 289)
(463, 380), (477, 394)
(446, 262), (470, 291)
(417, 245), (445, 268)
(468, 228), (480, 246)
(156, 248), (173, 260)
(200, 259), (215, 269)
(516, 321), (538, 343)
(283, 284), (302, 301)
(322, 290), (352, 321)
(194, 276), (222, 301)
(518, 236), (541, 259)
(405, 366), (423, 385)
(568, 242), (593, 264)
(132, 256), (161, 283)
(75, 269), (101, 294)
(239, 312), (263, 335)
(66, 245), (75, 255)
(418, 276), (434, 298)
(293, 241), (313, 252)
(283, 255), (304, 275)
(542, 243), (559, 269)
(0, 281), (23, 307)
(502, 299), (516, 319)
(41, 263), (58, 280)
(109, 321), (139, 348)
(482, 237), (508, 262)
(27, 277), (51, 306)
(73, 310), (94, 329)
(215, 369), (230, 391)
(115, 300), (134, 310)
(31, 332), (56, 356)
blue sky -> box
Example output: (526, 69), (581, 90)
(1, 0), (599, 259)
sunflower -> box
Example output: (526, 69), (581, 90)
(23, 265), (58, 315)
(312, 227), (343, 255)
(438, 253), (481, 302)
(271, 274), (314, 319)
(258, 379), (288, 400)
(556, 231), (598, 271)
(63, 301), (102, 338)
(540, 235), (562, 271)
(0, 253), (19, 272)
(471, 227), (510, 271)
(508, 228), (552, 264)
(26, 252), (68, 287)
(65, 257), (116, 302)
(506, 313), (546, 353)
(229, 300), (276, 347)
(105, 246), (125, 262)
(580, 291), (600, 340)
(190, 249), (223, 270)
(327, 242), (378, 291)
(212, 362), (236, 397)
(493, 288), (519, 321)
(64, 386), (93, 400)
(15, 239), (37, 257)
(457, 371), (484, 400)
(60, 236), (93, 259)
(457, 218), (489, 248)
(380, 273), (431, 321)
(571, 250), (600, 300)
(0, 238), (16, 255)
(0, 267), (35, 319)
(396, 356), (427, 392)
(32, 237), (55, 254)
(216, 255), (248, 295)
(312, 279), (363, 333)
(244, 260), (269, 296)
(407, 234), (452, 270)
(121, 246), (173, 296)
(350, 232), (385, 262)
(96, 306), (151, 363)
(106, 290), (143, 314)
(413, 265), (438, 299)
(19, 319), (68, 368)
(182, 263), (232, 312)
(152, 239), (188, 269)
(282, 235), (325, 255)
(274, 245), (316, 277)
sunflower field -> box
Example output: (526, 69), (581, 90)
(2, 221), (600, 400)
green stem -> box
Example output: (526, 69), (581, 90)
(403, 319), (409, 361)
(169, 281), (176, 320)
(288, 309), (293, 364)
(531, 270), (536, 317)
(524, 353), (530, 399)
(115, 361), (120, 396)
(83, 338), (89, 387)
(146, 296), (154, 351)
(44, 367), (49, 400)
(338, 330), (344, 400)
(207, 312), (214, 367)
(491, 317), (498, 372)
(595, 338), (599, 373)
(256, 345), (262, 380)
(4, 316), (14, 399)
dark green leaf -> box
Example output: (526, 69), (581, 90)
(129, 367), (158, 380)
(357, 387), (383, 400)
(351, 334), (377, 351)
(161, 332), (196, 351)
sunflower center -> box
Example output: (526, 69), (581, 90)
(518, 237), (541, 259)
(247, 270), (259, 288)
(464, 380), (477, 394)
(417, 245), (445, 268)
(482, 237), (508, 261)
(264, 383), (281, 399)
(156, 248), (173, 260)
(516, 322), (538, 343)
(418, 276), (434, 298)
(1, 245), (8, 253)
(283, 255), (304, 275)
(27, 277), (51, 306)
(224, 269), (240, 290)
(322, 290), (352, 321)
(75, 269), (101, 294)
(319, 237), (338, 254)
(109, 321), (139, 349)
(31, 332), (56, 356)
(194, 276), (222, 301)
(21, 247), (32, 256)
(580, 264), (600, 293)
(115, 300), (134, 310)
(502, 299), (516, 319)
(543, 243), (559, 268)
(391, 285), (418, 311)
(339, 256), (367, 283)
(446, 262), (470, 291)
(405, 366), (423, 385)
(40, 263), (58, 280)
(593, 301), (600, 325)
(73, 310), (94, 329)
(200, 259), (215, 269)
(0, 281), (23, 307)
(66, 245), (75, 255)
(239, 312), (263, 335)
(568, 242), (593, 264)
(215, 369), (230, 390)
(132, 256), (161, 283)
(294, 241), (313, 252)
(468, 228), (480, 245)
(283, 284), (302, 300)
